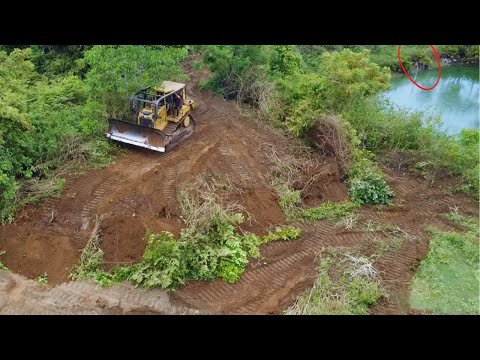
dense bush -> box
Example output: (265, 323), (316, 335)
(343, 98), (431, 152)
(201, 47), (396, 205)
(0, 48), (115, 222)
(276, 49), (390, 133)
(30, 45), (92, 77)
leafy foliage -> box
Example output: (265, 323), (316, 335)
(262, 225), (302, 242)
(344, 98), (479, 198)
(316, 49), (390, 112)
(343, 98), (436, 152)
(0, 48), (116, 223)
(270, 45), (302, 75)
(30, 45), (92, 77)
(0, 45), (191, 222)
(122, 231), (187, 289)
(348, 154), (395, 205)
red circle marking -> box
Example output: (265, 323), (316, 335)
(397, 45), (442, 91)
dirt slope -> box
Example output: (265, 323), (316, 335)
(0, 270), (199, 315)
(1, 57), (477, 315)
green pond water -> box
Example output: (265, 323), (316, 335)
(383, 66), (479, 135)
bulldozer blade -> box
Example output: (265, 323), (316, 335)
(106, 118), (166, 152)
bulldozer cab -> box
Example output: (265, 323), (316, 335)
(153, 81), (186, 116)
(132, 81), (187, 120)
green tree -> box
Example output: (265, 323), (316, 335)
(270, 45), (302, 75)
(318, 49), (391, 112)
(0, 49), (36, 221)
(202, 45), (271, 98)
(81, 45), (188, 118)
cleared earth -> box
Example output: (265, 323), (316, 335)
(1, 61), (477, 315)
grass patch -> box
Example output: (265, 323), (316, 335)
(192, 60), (204, 71)
(285, 249), (383, 315)
(409, 212), (479, 314)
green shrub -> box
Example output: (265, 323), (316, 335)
(270, 45), (302, 76)
(348, 167), (394, 205)
(202, 45), (272, 100)
(316, 49), (391, 113)
(344, 98), (479, 198)
(216, 237), (248, 283)
(36, 273), (48, 285)
(107, 224), (300, 289)
(343, 98), (435, 153)
(241, 233), (262, 258)
(126, 232), (187, 289)
(0, 48), (117, 223)
(347, 276), (383, 308)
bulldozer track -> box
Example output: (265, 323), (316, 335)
(218, 144), (257, 186)
(162, 167), (178, 206)
(80, 152), (163, 230)
(191, 248), (313, 310)
(40, 197), (62, 222)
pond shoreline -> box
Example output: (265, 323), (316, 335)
(384, 66), (479, 136)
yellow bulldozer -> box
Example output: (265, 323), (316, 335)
(106, 81), (195, 152)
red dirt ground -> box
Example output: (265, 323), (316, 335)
(0, 56), (477, 314)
